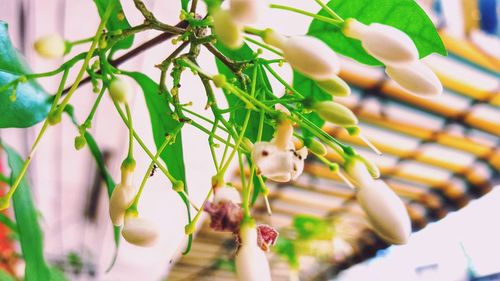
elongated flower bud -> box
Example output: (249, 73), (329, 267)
(34, 34), (66, 59)
(313, 101), (358, 127)
(356, 180), (411, 245)
(213, 9), (244, 49)
(229, 0), (266, 24)
(316, 75), (351, 97)
(214, 185), (242, 204)
(109, 79), (134, 104)
(281, 36), (340, 80)
(109, 184), (136, 226)
(122, 217), (159, 247)
(385, 62), (443, 97)
(304, 138), (327, 156)
(236, 223), (272, 281)
(262, 29), (287, 49)
(344, 19), (418, 66)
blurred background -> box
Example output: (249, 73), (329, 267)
(0, 0), (499, 280)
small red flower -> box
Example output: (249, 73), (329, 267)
(203, 201), (243, 233)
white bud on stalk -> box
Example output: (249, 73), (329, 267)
(213, 9), (244, 49)
(313, 101), (358, 127)
(109, 184), (136, 226)
(385, 62), (443, 97)
(34, 34), (66, 59)
(356, 180), (411, 245)
(346, 159), (411, 245)
(229, 0), (266, 24)
(343, 19), (419, 66)
(236, 224), (272, 281)
(109, 79), (134, 104)
(265, 30), (340, 80)
(122, 217), (159, 247)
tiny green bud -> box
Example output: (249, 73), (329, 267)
(121, 158), (136, 173)
(18, 76), (27, 83)
(172, 180), (184, 192)
(0, 197), (10, 211)
(185, 222), (196, 235)
(74, 135), (87, 150)
(304, 138), (327, 156)
(47, 111), (62, 125)
(357, 155), (381, 179)
(212, 74), (227, 88)
(99, 37), (107, 49)
(211, 174), (225, 188)
(316, 75), (351, 97)
(313, 101), (358, 127)
(117, 12), (125, 21)
(346, 126), (361, 136)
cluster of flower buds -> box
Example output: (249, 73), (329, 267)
(212, 0), (266, 49)
(345, 156), (411, 245)
(109, 160), (159, 247)
(252, 106), (308, 182)
(343, 19), (443, 97)
(34, 34), (67, 59)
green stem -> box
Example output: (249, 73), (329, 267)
(269, 4), (343, 26)
(55, 2), (115, 116)
(0, 173), (9, 185)
(312, 0), (344, 22)
(124, 104), (134, 159)
(244, 36), (283, 56)
(262, 63), (304, 99)
(82, 86), (107, 128)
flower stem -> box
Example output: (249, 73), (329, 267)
(269, 4), (343, 27)
(312, 0), (344, 22)
(244, 36), (283, 56)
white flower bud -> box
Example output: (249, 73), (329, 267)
(356, 180), (411, 245)
(34, 34), (66, 59)
(253, 142), (294, 182)
(316, 75), (351, 97)
(313, 101), (358, 127)
(109, 184), (136, 226)
(236, 224), (272, 281)
(109, 79), (134, 104)
(213, 9), (244, 49)
(385, 62), (443, 97)
(344, 19), (418, 66)
(262, 29), (287, 49)
(122, 217), (159, 247)
(281, 36), (340, 80)
(229, 0), (266, 24)
(214, 186), (242, 204)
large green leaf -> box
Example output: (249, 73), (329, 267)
(126, 71), (193, 252)
(181, 0), (190, 11)
(308, 0), (447, 66)
(92, 0), (134, 53)
(0, 141), (52, 281)
(125, 72), (187, 183)
(0, 269), (15, 281)
(0, 21), (51, 128)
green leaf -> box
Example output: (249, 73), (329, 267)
(49, 267), (69, 281)
(292, 71), (332, 136)
(0, 141), (52, 281)
(92, 0), (134, 53)
(293, 215), (333, 240)
(308, 0), (446, 66)
(182, 0), (190, 11)
(125, 71), (193, 252)
(0, 212), (17, 233)
(0, 21), (51, 128)
(0, 269), (15, 281)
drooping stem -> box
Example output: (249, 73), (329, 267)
(269, 4), (343, 26)
(312, 0), (344, 22)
